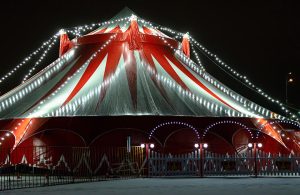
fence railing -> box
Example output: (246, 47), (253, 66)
(0, 146), (145, 191)
(1, 146), (300, 191)
(148, 150), (300, 177)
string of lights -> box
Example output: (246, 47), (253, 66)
(28, 18), (132, 118)
(152, 24), (298, 121)
(203, 120), (254, 139)
(28, 33), (120, 117)
(0, 16), (131, 89)
(0, 35), (58, 86)
(0, 16), (135, 116)
(156, 32), (278, 120)
(0, 49), (76, 113)
(190, 37), (297, 120)
(22, 37), (59, 82)
(149, 121), (200, 140)
(128, 19), (289, 120)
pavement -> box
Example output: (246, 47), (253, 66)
(4, 177), (300, 195)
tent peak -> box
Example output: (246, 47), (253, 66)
(110, 7), (138, 21)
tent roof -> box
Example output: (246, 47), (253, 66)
(0, 9), (283, 121)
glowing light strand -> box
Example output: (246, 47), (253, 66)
(154, 24), (298, 122)
(149, 121), (200, 140)
(203, 120), (254, 139)
(29, 18), (132, 117)
(0, 16), (131, 88)
(29, 33), (119, 118)
(156, 33), (272, 119)
(23, 37), (59, 82)
(0, 49), (76, 113)
(189, 37), (298, 121)
(0, 35), (58, 86)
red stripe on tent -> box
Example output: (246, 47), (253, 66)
(144, 44), (189, 91)
(21, 45), (100, 115)
(97, 43), (123, 107)
(165, 50), (235, 110)
(142, 26), (154, 35)
(63, 47), (108, 105)
(139, 49), (177, 111)
(108, 26), (122, 33)
(123, 45), (137, 109)
(141, 43), (177, 102)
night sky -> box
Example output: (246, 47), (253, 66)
(0, 0), (299, 112)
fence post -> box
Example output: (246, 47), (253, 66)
(146, 144), (149, 177)
(200, 144), (204, 177)
(254, 143), (258, 178)
(8, 148), (11, 190)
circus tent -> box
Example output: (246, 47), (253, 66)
(0, 8), (300, 165)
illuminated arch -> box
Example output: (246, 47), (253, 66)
(203, 120), (254, 139)
(149, 121), (200, 140)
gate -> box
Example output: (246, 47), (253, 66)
(204, 152), (251, 176)
(149, 150), (200, 176)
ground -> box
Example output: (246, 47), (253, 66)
(5, 177), (300, 195)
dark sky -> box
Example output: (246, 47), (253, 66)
(0, 0), (299, 112)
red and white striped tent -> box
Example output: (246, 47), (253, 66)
(0, 8), (299, 165)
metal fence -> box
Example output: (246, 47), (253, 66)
(1, 146), (300, 191)
(0, 146), (146, 191)
(148, 150), (300, 177)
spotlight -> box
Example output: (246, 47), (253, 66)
(150, 143), (155, 148)
(257, 143), (263, 148)
(248, 143), (253, 148)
